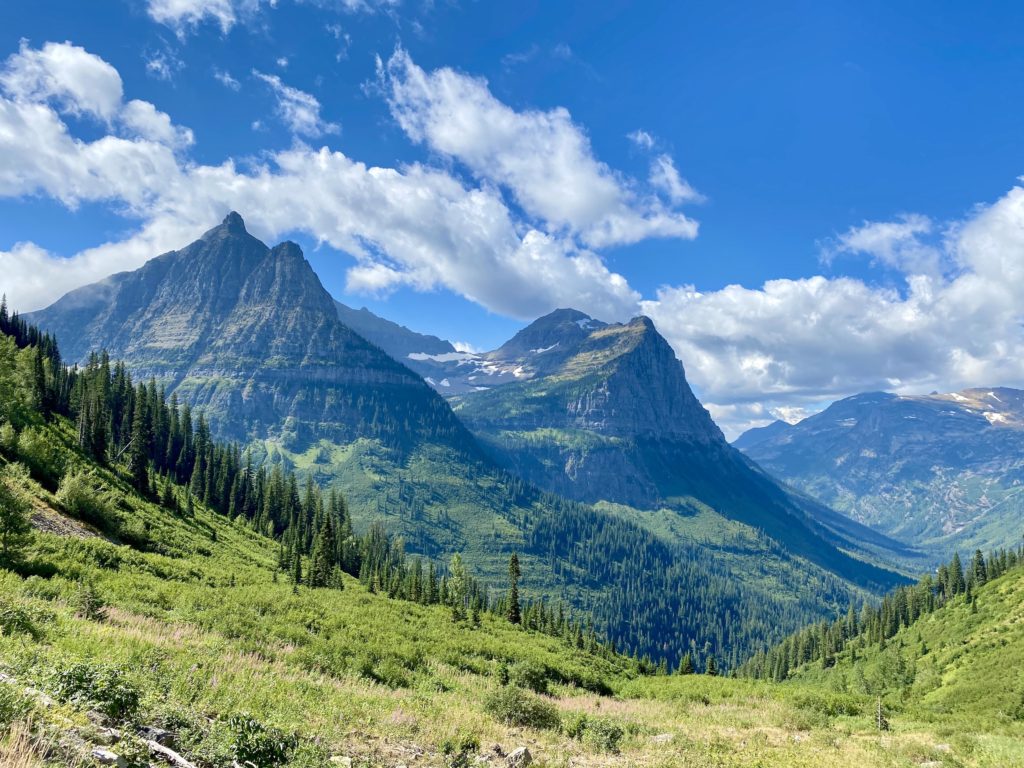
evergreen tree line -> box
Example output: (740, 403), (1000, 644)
(0, 303), (618, 660)
(517, 488), (857, 674)
(738, 546), (1024, 681)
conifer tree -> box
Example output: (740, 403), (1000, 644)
(507, 552), (522, 625)
(127, 386), (151, 493)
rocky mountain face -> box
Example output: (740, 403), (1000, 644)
(334, 300), (455, 360)
(29, 213), (470, 451)
(737, 388), (1024, 553)
(450, 309), (909, 580)
(28, 216), (907, 661)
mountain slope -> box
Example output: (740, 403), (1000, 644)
(23, 216), (902, 668)
(736, 388), (1024, 554)
(0, 412), (1000, 768)
(334, 300), (456, 359)
(30, 213), (468, 452)
(452, 310), (911, 585)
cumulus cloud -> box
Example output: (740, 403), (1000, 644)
(1, 40), (124, 121)
(0, 41), (638, 324)
(5, 40), (1024, 443)
(644, 190), (1024, 437)
(823, 213), (946, 276)
(253, 70), (339, 137)
(381, 48), (700, 248)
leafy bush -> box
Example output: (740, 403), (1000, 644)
(57, 470), (108, 528)
(510, 660), (550, 694)
(15, 427), (63, 487)
(53, 662), (141, 721)
(484, 686), (560, 730)
(0, 681), (31, 728)
(0, 604), (40, 639)
(562, 711), (589, 739)
(440, 733), (480, 768)
(562, 712), (624, 753)
(0, 421), (17, 456)
(583, 717), (624, 753)
(228, 713), (298, 768)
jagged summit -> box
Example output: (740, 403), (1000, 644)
(221, 210), (246, 231)
(28, 216), (473, 451)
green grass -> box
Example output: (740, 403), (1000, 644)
(2, 419), (1024, 766)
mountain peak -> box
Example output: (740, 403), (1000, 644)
(222, 211), (246, 232)
(271, 240), (303, 259)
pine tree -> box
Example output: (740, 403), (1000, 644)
(127, 386), (151, 493)
(308, 518), (336, 588)
(507, 552), (522, 625)
(971, 549), (988, 586)
(705, 655), (718, 676)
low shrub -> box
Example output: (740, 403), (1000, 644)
(0, 604), (40, 639)
(228, 713), (298, 768)
(52, 662), (141, 721)
(0, 681), (31, 728)
(582, 717), (624, 753)
(510, 660), (551, 695)
(16, 427), (63, 487)
(56, 470), (108, 528)
(484, 686), (560, 730)
(562, 712), (624, 753)
(440, 733), (479, 768)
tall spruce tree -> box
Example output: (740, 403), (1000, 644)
(507, 552), (522, 625)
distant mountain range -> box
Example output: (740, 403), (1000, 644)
(29, 211), (907, 666)
(736, 388), (1024, 555)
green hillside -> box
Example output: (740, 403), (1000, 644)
(3, 351), (1023, 766)
(22, 222), (907, 671)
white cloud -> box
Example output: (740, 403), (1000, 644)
(146, 0), (398, 34)
(121, 99), (194, 148)
(649, 154), (704, 204)
(627, 130), (655, 150)
(381, 48), (699, 248)
(823, 213), (946, 276)
(147, 0), (258, 34)
(0, 42), (638, 325)
(213, 68), (241, 90)
(253, 70), (339, 137)
(276, 56), (289, 68)
(1, 40), (124, 121)
(644, 189), (1024, 437)
(144, 49), (183, 82)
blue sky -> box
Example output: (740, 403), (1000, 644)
(2, 0), (1024, 436)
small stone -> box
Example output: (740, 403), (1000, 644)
(138, 725), (176, 747)
(94, 727), (122, 746)
(505, 747), (532, 768)
(91, 748), (127, 767)
(652, 733), (673, 744)
(329, 757), (353, 767)
(86, 710), (109, 725)
(23, 687), (55, 708)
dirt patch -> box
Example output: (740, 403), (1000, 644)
(30, 504), (103, 539)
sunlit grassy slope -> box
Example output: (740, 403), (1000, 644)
(2, 422), (1023, 766)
